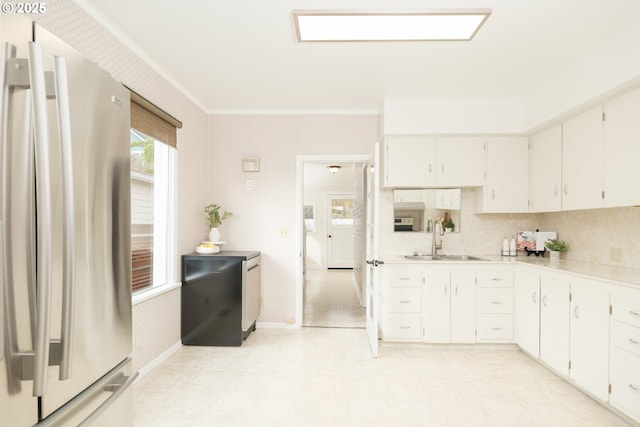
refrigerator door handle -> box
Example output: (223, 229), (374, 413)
(28, 41), (54, 397)
(53, 55), (75, 381)
(77, 371), (139, 427)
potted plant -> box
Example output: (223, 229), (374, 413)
(544, 239), (568, 260)
(204, 203), (233, 242)
(443, 219), (455, 232)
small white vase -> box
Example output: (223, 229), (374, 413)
(549, 250), (560, 260)
(209, 227), (220, 242)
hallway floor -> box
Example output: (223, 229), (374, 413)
(133, 327), (630, 426)
(302, 269), (365, 328)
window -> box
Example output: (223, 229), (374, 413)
(129, 91), (181, 293)
(130, 131), (176, 292)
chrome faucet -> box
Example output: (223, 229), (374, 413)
(431, 218), (443, 256)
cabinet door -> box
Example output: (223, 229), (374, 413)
(569, 278), (610, 402)
(436, 137), (485, 186)
(530, 125), (562, 212)
(384, 136), (436, 187)
(562, 106), (603, 210)
(484, 137), (529, 213)
(450, 270), (476, 343)
(603, 87), (640, 207)
(540, 276), (570, 376)
(423, 269), (450, 343)
(515, 271), (540, 357)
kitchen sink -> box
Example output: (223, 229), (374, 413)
(403, 255), (442, 261)
(403, 254), (487, 261)
(437, 254), (488, 261)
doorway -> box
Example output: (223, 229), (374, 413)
(295, 155), (370, 328)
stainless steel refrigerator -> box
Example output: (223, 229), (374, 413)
(1, 13), (136, 426)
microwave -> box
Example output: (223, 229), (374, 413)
(394, 217), (413, 232)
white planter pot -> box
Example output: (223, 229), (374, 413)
(209, 227), (220, 242)
(549, 250), (560, 260)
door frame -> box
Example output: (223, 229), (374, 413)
(294, 154), (371, 328)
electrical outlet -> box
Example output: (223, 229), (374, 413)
(246, 179), (253, 190)
(610, 247), (623, 263)
(280, 227), (289, 238)
(259, 296), (264, 308)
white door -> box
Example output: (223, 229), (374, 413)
(364, 145), (380, 358)
(327, 194), (354, 268)
(569, 278), (610, 401)
(540, 276), (570, 375)
(423, 269), (451, 343)
(450, 269), (476, 343)
(515, 271), (540, 356)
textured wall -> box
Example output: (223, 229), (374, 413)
(35, 0), (209, 370)
(541, 207), (640, 269)
(208, 115), (379, 323)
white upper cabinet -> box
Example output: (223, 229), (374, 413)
(384, 135), (484, 187)
(530, 124), (562, 212)
(475, 137), (529, 213)
(562, 105), (603, 210)
(436, 137), (485, 187)
(603, 87), (640, 207)
(384, 136), (437, 187)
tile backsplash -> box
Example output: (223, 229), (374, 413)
(541, 206), (640, 269)
(383, 188), (640, 270)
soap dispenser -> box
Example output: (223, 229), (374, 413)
(502, 237), (509, 256)
(509, 236), (517, 257)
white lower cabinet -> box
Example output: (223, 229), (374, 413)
(450, 269), (477, 343)
(422, 268), (476, 343)
(476, 269), (514, 343)
(381, 265), (423, 342)
(569, 277), (610, 402)
(515, 270), (540, 356)
(610, 286), (640, 423)
(539, 275), (570, 376)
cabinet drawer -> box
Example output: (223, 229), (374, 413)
(610, 347), (640, 422)
(612, 287), (640, 328)
(383, 288), (421, 313)
(477, 270), (513, 287)
(383, 267), (423, 287)
(613, 320), (640, 357)
(382, 313), (422, 340)
(477, 288), (513, 313)
(477, 314), (514, 340)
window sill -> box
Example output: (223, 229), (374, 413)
(132, 282), (181, 306)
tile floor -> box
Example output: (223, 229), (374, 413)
(303, 269), (365, 328)
(133, 270), (631, 427)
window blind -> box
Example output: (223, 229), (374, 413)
(129, 89), (182, 148)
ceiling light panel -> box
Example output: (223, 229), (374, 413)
(294, 10), (492, 42)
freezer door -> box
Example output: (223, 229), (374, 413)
(36, 359), (136, 427)
(1, 13), (40, 427)
(34, 25), (133, 419)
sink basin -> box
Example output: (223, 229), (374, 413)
(437, 254), (488, 261)
(403, 255), (442, 261)
(403, 254), (488, 261)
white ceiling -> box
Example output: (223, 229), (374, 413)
(75, 0), (640, 114)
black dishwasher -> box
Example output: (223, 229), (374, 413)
(181, 251), (260, 346)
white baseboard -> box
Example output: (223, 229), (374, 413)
(135, 340), (182, 380)
(256, 321), (300, 329)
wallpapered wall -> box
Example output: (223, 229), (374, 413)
(35, 0), (210, 371)
(209, 113), (640, 325)
(207, 115), (379, 324)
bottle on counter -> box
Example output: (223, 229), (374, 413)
(509, 236), (517, 257)
(502, 237), (509, 256)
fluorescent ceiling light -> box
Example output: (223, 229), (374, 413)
(293, 9), (491, 42)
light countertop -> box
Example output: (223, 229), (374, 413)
(381, 253), (640, 288)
